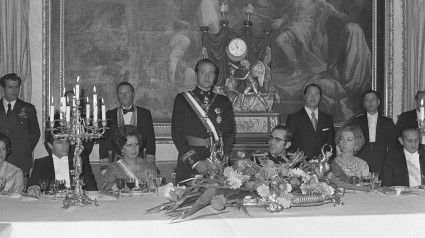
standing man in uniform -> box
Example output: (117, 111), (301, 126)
(99, 82), (156, 173)
(352, 90), (396, 175)
(286, 84), (335, 160)
(172, 58), (235, 183)
(0, 73), (40, 174)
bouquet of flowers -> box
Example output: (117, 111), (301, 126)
(146, 149), (343, 220)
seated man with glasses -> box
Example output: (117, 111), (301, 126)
(255, 125), (306, 166)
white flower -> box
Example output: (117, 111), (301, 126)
(223, 167), (234, 177)
(158, 182), (175, 199)
(289, 168), (307, 178)
(257, 184), (270, 198)
(277, 195), (292, 209)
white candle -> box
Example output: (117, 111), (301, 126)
(66, 106), (71, 122)
(86, 97), (90, 120)
(101, 98), (106, 121)
(59, 101), (63, 120)
(50, 97), (54, 122)
(93, 86), (98, 122)
(76, 76), (80, 99)
(421, 99), (424, 121)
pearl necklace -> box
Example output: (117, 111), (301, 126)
(336, 157), (360, 174)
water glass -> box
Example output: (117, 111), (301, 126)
(153, 177), (162, 196)
(126, 178), (136, 197)
(115, 178), (126, 198)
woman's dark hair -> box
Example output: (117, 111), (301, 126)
(0, 132), (12, 156)
(114, 125), (146, 155)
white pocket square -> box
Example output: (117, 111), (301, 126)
(322, 128), (329, 131)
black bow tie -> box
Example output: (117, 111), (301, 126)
(122, 106), (134, 115)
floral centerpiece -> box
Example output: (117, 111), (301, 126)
(147, 148), (343, 220)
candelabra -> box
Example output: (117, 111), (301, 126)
(49, 93), (107, 208)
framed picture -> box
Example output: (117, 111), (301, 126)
(43, 0), (388, 130)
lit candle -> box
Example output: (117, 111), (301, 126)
(66, 105), (71, 122)
(59, 100), (63, 120)
(72, 86), (76, 107)
(93, 86), (98, 122)
(421, 99), (424, 121)
(101, 98), (106, 121)
(50, 97), (55, 122)
(75, 76), (80, 99)
(86, 97), (90, 120)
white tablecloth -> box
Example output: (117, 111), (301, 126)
(1, 190), (425, 238)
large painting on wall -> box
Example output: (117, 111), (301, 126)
(48, 0), (382, 124)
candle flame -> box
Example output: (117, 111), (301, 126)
(102, 98), (104, 104)
(77, 76), (80, 83)
(93, 86), (97, 93)
(422, 99), (424, 106)
(87, 97), (89, 103)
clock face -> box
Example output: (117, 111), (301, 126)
(228, 38), (247, 57)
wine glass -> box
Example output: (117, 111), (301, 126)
(50, 182), (58, 200)
(56, 179), (66, 199)
(126, 178), (136, 197)
(171, 172), (176, 186)
(153, 177), (162, 196)
(115, 178), (126, 198)
(0, 177), (6, 193)
(39, 179), (50, 199)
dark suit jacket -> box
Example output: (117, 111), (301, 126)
(0, 98), (40, 172)
(99, 106), (155, 161)
(352, 114), (396, 174)
(383, 148), (425, 187)
(27, 151), (98, 191)
(395, 109), (417, 138)
(286, 108), (335, 160)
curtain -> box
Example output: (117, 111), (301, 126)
(0, 0), (31, 101)
(407, 0), (425, 109)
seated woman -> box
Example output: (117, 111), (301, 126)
(330, 123), (369, 182)
(0, 133), (24, 193)
(102, 125), (158, 191)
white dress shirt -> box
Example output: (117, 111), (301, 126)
(3, 98), (16, 112)
(304, 107), (318, 122)
(52, 154), (71, 187)
(121, 107), (133, 124)
(367, 112), (378, 142)
(404, 149), (421, 187)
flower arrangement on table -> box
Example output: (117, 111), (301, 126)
(146, 149), (343, 220)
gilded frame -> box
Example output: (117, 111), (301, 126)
(42, 0), (395, 140)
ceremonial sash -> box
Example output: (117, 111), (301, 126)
(117, 160), (141, 188)
(183, 92), (219, 141)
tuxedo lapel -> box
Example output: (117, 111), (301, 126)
(0, 98), (5, 116)
(419, 150), (425, 181)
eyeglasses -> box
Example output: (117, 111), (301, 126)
(268, 135), (287, 143)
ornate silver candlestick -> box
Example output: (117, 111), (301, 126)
(49, 95), (107, 208)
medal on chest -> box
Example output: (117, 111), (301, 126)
(215, 108), (222, 124)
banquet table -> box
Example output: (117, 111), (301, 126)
(1, 189), (425, 238)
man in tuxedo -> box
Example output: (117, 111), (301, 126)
(99, 82), (156, 173)
(396, 91), (425, 139)
(172, 58), (234, 183)
(352, 90), (396, 175)
(286, 84), (335, 160)
(0, 73), (40, 174)
(27, 130), (97, 197)
(383, 127), (425, 187)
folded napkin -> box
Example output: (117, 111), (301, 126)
(0, 192), (21, 199)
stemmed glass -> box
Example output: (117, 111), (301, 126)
(0, 177), (6, 193)
(153, 177), (162, 196)
(126, 178), (136, 197)
(39, 179), (50, 199)
(56, 179), (66, 199)
(50, 182), (58, 200)
(115, 178), (126, 198)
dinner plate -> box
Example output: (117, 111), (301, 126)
(390, 186), (410, 193)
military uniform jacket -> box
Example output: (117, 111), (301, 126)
(0, 98), (40, 172)
(171, 87), (235, 182)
